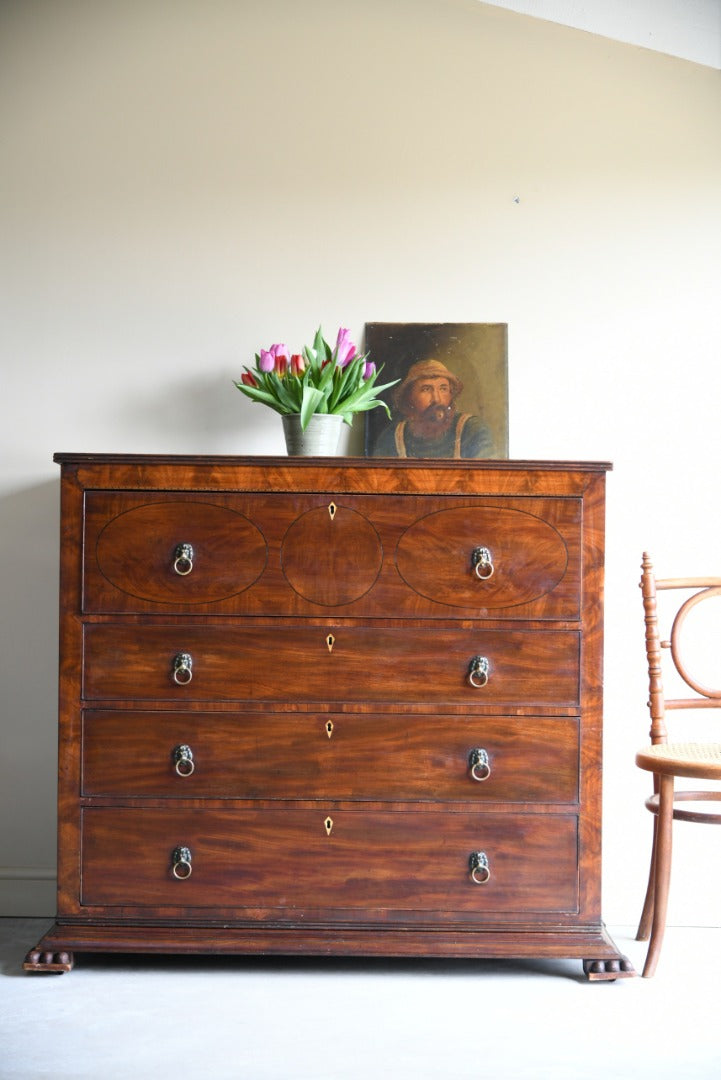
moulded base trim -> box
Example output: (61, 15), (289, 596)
(23, 920), (635, 980)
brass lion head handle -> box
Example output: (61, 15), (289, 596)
(173, 543), (194, 576)
(468, 655), (490, 688)
(471, 547), (494, 580)
(469, 851), (491, 884)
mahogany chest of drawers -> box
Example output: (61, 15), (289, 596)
(26, 454), (632, 979)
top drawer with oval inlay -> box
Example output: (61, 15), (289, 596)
(82, 491), (581, 618)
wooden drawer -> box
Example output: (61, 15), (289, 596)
(82, 625), (581, 707)
(82, 492), (581, 619)
(81, 711), (579, 803)
(80, 806), (579, 915)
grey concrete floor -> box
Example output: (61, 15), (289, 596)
(1, 919), (720, 1079)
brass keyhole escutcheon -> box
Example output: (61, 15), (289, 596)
(326, 633), (335, 653)
(328, 502), (337, 520)
(324, 816), (334, 836)
(325, 720), (334, 739)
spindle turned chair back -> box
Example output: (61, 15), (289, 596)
(635, 552), (721, 976)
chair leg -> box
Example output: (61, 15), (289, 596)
(642, 774), (674, 977)
(636, 814), (658, 941)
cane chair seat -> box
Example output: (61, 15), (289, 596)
(636, 742), (721, 778)
(635, 554), (721, 977)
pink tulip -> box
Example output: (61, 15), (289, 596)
(258, 349), (275, 373)
(363, 361), (376, 379)
(335, 327), (356, 368)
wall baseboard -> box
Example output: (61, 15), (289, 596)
(0, 868), (56, 917)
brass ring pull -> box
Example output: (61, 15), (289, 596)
(173, 543), (194, 576)
(172, 652), (193, 685)
(171, 846), (193, 880)
(468, 656), (490, 688)
(469, 748), (491, 781)
(469, 851), (490, 884)
(472, 547), (494, 580)
(173, 744), (195, 776)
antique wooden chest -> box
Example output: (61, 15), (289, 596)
(25, 455), (632, 979)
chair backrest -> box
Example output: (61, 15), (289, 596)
(641, 552), (721, 745)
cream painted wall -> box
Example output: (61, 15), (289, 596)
(1, 0), (720, 926)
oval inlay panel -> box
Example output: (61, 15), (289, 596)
(281, 505), (382, 606)
(396, 506), (568, 609)
(96, 501), (267, 605)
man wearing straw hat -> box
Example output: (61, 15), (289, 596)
(373, 359), (493, 458)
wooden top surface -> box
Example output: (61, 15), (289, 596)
(53, 453), (612, 471)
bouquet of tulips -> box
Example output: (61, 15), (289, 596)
(235, 326), (399, 430)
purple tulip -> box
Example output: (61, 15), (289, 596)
(363, 361), (376, 379)
(335, 327), (356, 368)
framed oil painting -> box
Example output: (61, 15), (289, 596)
(363, 322), (508, 459)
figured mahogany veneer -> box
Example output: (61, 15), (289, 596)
(79, 807), (579, 913)
(82, 624), (580, 705)
(82, 491), (582, 618)
(81, 711), (580, 802)
(25, 455), (633, 979)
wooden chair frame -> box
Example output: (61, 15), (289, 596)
(635, 552), (721, 976)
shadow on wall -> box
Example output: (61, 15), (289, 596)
(106, 372), (362, 456)
(110, 372), (287, 454)
(0, 480), (60, 865)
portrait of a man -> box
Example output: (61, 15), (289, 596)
(364, 323), (508, 459)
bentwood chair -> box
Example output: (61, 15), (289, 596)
(635, 553), (721, 977)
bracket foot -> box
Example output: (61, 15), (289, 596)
(23, 948), (74, 974)
(583, 955), (635, 981)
